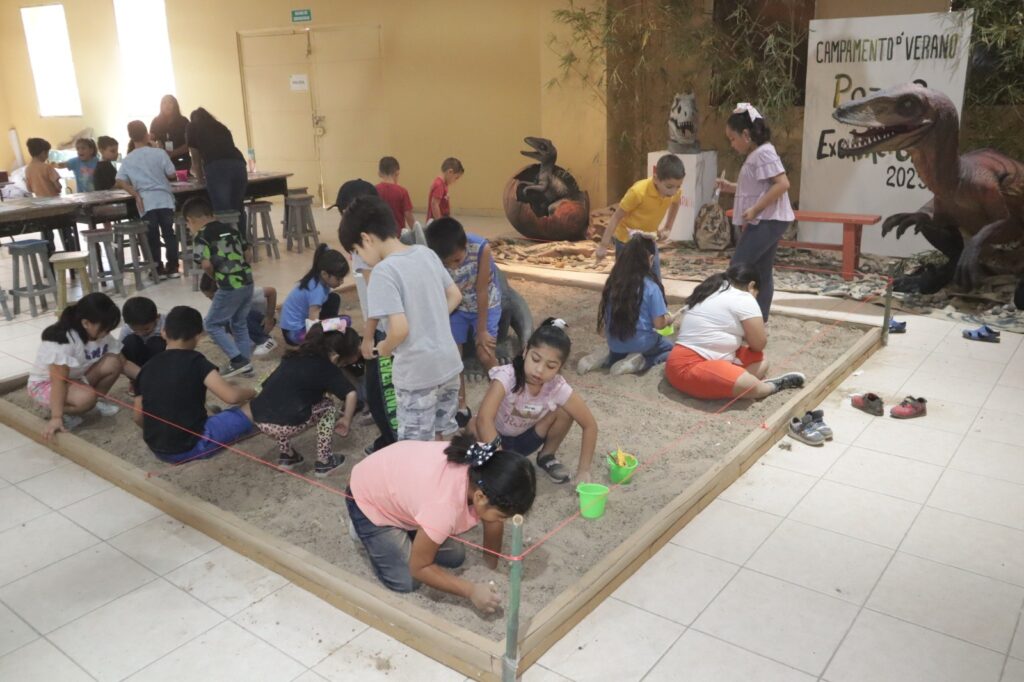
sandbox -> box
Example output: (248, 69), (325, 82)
(0, 277), (880, 679)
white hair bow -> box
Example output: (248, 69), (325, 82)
(734, 103), (763, 122)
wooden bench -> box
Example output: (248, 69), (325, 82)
(726, 209), (881, 281)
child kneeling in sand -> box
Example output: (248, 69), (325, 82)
(134, 306), (256, 463)
(346, 433), (535, 612)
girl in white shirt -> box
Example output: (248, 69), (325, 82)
(665, 265), (804, 400)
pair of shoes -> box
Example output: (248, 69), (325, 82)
(788, 413), (827, 446)
(577, 350), (609, 375)
(253, 338), (278, 357)
(62, 414), (84, 431)
(277, 448), (304, 470)
(962, 325), (1000, 343)
(314, 453), (345, 477)
(153, 265), (169, 281)
(766, 372), (806, 393)
(804, 409), (833, 440)
(455, 407), (472, 429)
(890, 395), (927, 419)
(94, 400), (120, 417)
(220, 359), (254, 378)
(536, 453), (570, 484)
(165, 266), (181, 280)
(609, 352), (645, 376)
(851, 392), (884, 416)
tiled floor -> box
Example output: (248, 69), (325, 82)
(0, 211), (1022, 680)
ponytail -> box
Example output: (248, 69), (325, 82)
(512, 317), (572, 394)
(298, 244), (350, 290)
(598, 235), (662, 339)
(726, 110), (772, 146)
(445, 432), (536, 515)
(41, 292), (120, 344)
(685, 264), (760, 309)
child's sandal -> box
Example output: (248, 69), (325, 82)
(537, 453), (570, 484)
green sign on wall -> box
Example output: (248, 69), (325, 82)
(291, 9), (311, 23)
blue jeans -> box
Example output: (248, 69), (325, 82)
(205, 283), (254, 362)
(153, 407), (254, 464)
(615, 238), (661, 280)
(144, 208), (178, 271)
(609, 334), (673, 370)
(345, 489), (465, 593)
(247, 309), (269, 345)
(204, 158), (248, 233)
(731, 219), (790, 321)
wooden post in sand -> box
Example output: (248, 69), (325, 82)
(503, 514), (525, 682)
(882, 276), (894, 347)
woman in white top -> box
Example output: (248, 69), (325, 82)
(665, 265), (804, 400)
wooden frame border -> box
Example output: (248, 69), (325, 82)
(0, 275), (880, 680)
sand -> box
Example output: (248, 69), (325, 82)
(3, 279), (864, 640)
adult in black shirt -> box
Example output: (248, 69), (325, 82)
(187, 107), (248, 229)
(151, 95), (191, 172)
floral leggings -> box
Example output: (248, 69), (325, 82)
(254, 398), (336, 463)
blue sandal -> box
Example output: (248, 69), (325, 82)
(888, 319), (907, 334)
(962, 325), (1001, 343)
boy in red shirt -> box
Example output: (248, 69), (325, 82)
(375, 156), (414, 231)
(426, 157), (464, 221)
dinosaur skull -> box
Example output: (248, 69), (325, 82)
(521, 136), (557, 163)
(669, 92), (697, 143)
(833, 83), (952, 158)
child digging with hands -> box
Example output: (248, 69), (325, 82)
(279, 245), (349, 346)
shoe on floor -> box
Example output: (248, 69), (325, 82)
(94, 400), (120, 417)
(314, 453), (346, 477)
(278, 448), (304, 470)
(577, 350), (610, 375)
(806, 409), (833, 440)
(253, 338), (278, 357)
(851, 392), (884, 416)
(766, 372), (806, 393)
(609, 352), (646, 376)
(220, 360), (254, 379)
(788, 414), (826, 446)
(537, 453), (570, 483)
(890, 395), (927, 419)
(62, 414), (84, 431)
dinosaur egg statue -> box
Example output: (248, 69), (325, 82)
(503, 137), (591, 242)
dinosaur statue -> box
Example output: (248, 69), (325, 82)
(504, 136), (590, 241)
(515, 137), (574, 217)
(668, 92), (699, 153)
(833, 83), (1024, 306)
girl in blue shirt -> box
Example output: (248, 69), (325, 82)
(280, 244), (349, 345)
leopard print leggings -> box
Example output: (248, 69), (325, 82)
(254, 397), (337, 463)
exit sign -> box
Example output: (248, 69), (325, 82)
(291, 8), (311, 22)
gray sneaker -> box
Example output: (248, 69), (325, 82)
(609, 352), (646, 376)
(806, 409), (833, 440)
(220, 360), (253, 379)
(788, 414), (826, 446)
(577, 350), (610, 375)
(767, 372), (806, 393)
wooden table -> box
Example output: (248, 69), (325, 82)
(0, 196), (80, 248)
(726, 209), (882, 281)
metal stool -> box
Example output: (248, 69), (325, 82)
(246, 201), (280, 262)
(81, 229), (126, 297)
(50, 252), (92, 312)
(114, 221), (160, 291)
(283, 194), (320, 253)
(7, 240), (56, 316)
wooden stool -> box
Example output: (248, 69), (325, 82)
(246, 201), (280, 262)
(7, 240), (57, 316)
(50, 252), (93, 311)
(174, 214), (194, 281)
(81, 229), (126, 297)
(283, 194), (320, 253)
(287, 187), (308, 195)
(114, 221), (160, 291)
(0, 289), (11, 322)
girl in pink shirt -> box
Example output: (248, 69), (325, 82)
(346, 434), (535, 613)
(716, 103), (795, 321)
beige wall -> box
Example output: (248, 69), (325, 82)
(0, 0), (607, 210)
(815, 0), (950, 19)
(0, 65), (12, 173)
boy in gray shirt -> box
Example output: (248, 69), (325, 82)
(339, 196), (463, 441)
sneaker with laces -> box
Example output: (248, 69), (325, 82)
(766, 372), (806, 393)
(253, 338), (278, 357)
(788, 414), (825, 446)
(806, 409), (833, 440)
(577, 350), (609, 375)
(277, 448), (304, 470)
(609, 352), (646, 376)
(220, 360), (254, 379)
(314, 453), (346, 477)
(62, 414), (84, 431)
(890, 396), (927, 419)
(536, 453), (571, 483)
(94, 400), (120, 417)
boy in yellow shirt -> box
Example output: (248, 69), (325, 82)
(595, 154), (684, 279)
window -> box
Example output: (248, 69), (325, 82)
(20, 4), (83, 117)
(113, 0), (176, 122)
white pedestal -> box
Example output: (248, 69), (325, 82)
(646, 150), (718, 241)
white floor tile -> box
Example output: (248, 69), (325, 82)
(916, 353), (1005, 384)
(0, 511), (99, 586)
(0, 354), (31, 382)
(1013, 614), (1023, 659)
(0, 442), (64, 484)
(897, 370), (995, 408)
(17, 462), (113, 509)
(824, 609), (1004, 682)
(692, 569), (858, 675)
(811, 396), (875, 445)
(950, 435), (1024, 486)
(61, 486), (163, 540)
(166, 545), (288, 617)
(538, 597), (684, 682)
(718, 464), (817, 516)
(0, 638), (93, 682)
(0, 321), (43, 343)
(747, 519), (892, 604)
(0, 485), (51, 533)
(0, 543), (155, 633)
(838, 363), (916, 396)
(825, 446), (943, 503)
(852, 419), (964, 465)
(984, 385), (1024, 417)
(645, 629), (815, 682)
(126, 620), (305, 682)
(868, 553), (1024, 652)
(293, 672), (328, 682)
(1004, 657), (1024, 682)
(0, 602), (36, 658)
(521, 664), (572, 681)
(233, 583), (366, 668)
(670, 499), (781, 565)
(927, 469), (1024, 530)
(614, 544), (738, 625)
(789, 479), (921, 549)
(972, 409), (1023, 446)
(0, 425), (32, 453)
(901, 507), (1024, 587)
(109, 515), (220, 575)
(999, 363), (1024, 390)
(760, 439), (848, 478)
(49, 579), (223, 682)
(932, 331), (1022, 364)
(313, 627), (465, 682)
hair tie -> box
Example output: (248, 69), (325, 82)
(734, 103), (763, 122)
(548, 318), (569, 330)
(319, 316), (352, 333)
(467, 441), (497, 467)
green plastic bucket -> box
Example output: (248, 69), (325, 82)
(655, 323), (675, 337)
(607, 453), (638, 484)
(576, 483), (609, 519)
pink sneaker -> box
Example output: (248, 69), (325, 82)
(890, 396), (927, 419)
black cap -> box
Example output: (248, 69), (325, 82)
(329, 179), (377, 211)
